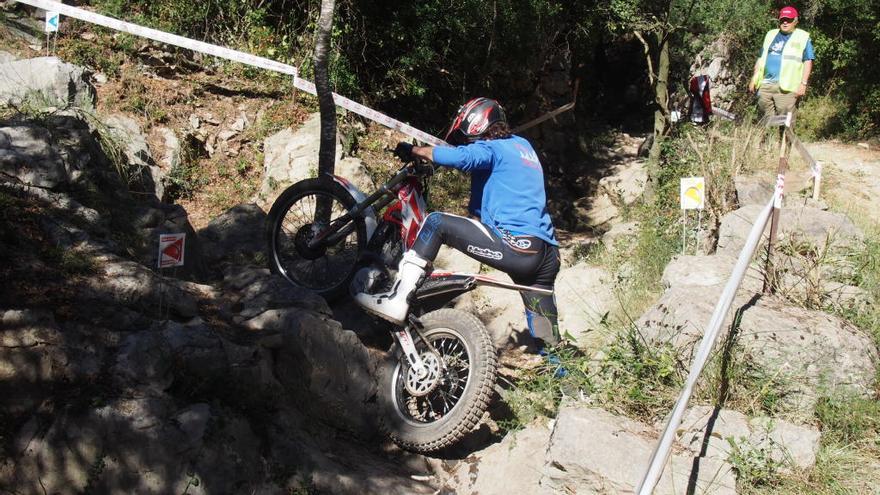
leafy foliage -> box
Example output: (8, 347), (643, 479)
(806, 0), (880, 138)
(74, 0), (878, 139)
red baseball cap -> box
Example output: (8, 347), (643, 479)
(779, 6), (798, 19)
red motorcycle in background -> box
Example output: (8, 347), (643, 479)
(265, 153), (549, 453)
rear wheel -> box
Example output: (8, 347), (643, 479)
(379, 309), (497, 453)
(266, 177), (367, 301)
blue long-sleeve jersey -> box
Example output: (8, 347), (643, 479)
(432, 136), (558, 246)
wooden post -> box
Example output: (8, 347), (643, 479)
(762, 117), (792, 294)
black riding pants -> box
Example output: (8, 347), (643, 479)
(410, 212), (561, 346)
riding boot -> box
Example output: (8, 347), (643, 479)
(354, 250), (429, 325)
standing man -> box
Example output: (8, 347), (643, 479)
(748, 5), (815, 124)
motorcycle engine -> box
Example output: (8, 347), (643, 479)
(350, 265), (393, 296)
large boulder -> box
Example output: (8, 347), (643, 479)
(102, 113), (164, 198)
(664, 252), (864, 314)
(440, 405), (741, 494)
(198, 203), (267, 268)
(275, 311), (379, 438)
(677, 405), (821, 472)
(0, 123), (69, 188)
(260, 113), (374, 202)
(439, 422), (553, 494)
(661, 254), (764, 293)
(717, 204), (862, 256)
(1, 114), (125, 193)
(541, 405), (737, 494)
(554, 263), (618, 349)
(638, 286), (879, 417)
(0, 56), (95, 110)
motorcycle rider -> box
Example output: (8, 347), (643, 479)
(354, 97), (562, 352)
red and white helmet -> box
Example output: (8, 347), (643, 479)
(444, 97), (507, 144)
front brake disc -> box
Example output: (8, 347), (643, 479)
(403, 352), (442, 397)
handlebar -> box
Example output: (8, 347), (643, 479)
(407, 158), (435, 177)
(382, 140), (437, 179)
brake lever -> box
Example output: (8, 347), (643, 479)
(413, 157), (435, 176)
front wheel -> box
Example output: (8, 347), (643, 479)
(378, 309), (497, 453)
(266, 177), (367, 301)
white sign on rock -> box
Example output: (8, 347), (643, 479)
(680, 177), (706, 210)
(45, 11), (60, 32)
(158, 233), (186, 268)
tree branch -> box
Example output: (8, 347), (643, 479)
(634, 30), (655, 85)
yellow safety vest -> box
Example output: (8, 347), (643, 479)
(752, 28), (810, 92)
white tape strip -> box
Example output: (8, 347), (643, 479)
(12, 0), (447, 146)
(764, 115), (788, 127)
(14, 0), (297, 75)
(512, 79), (579, 134)
(511, 100), (575, 134)
(774, 173), (785, 208)
(293, 79), (446, 146)
(710, 106), (737, 121)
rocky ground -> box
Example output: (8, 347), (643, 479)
(3, 10), (880, 494)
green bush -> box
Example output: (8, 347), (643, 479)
(796, 93), (846, 140)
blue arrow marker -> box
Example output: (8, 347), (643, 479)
(46, 12), (60, 32)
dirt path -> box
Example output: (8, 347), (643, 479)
(804, 141), (880, 226)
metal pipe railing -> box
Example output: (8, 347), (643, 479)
(637, 194), (775, 494)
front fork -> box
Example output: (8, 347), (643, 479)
(394, 326), (428, 378)
(392, 314), (443, 378)
(308, 213), (356, 248)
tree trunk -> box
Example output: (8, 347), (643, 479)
(314, 0), (337, 177)
(646, 30), (670, 198)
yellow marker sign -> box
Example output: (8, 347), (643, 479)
(680, 177), (705, 210)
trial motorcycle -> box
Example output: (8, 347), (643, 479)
(265, 153), (550, 452)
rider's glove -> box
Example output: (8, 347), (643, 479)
(393, 141), (415, 162)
